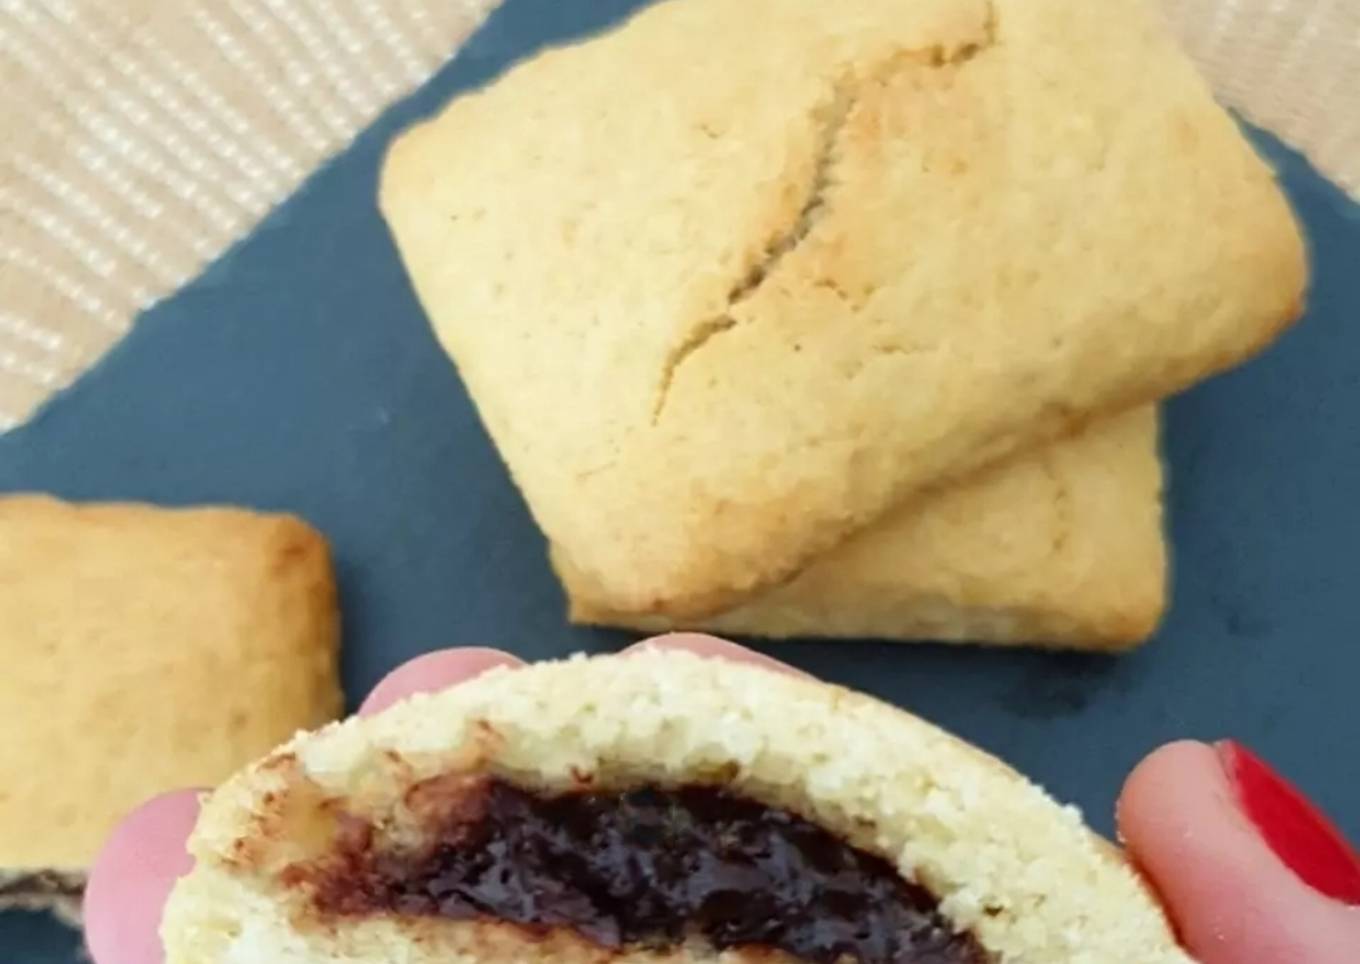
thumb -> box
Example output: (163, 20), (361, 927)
(1118, 740), (1360, 963)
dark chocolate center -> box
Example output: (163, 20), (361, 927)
(301, 780), (990, 963)
(0, 870), (84, 901)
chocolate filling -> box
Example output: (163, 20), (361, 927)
(299, 780), (991, 963)
(0, 870), (84, 901)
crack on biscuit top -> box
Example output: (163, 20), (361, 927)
(651, 313), (738, 424)
(724, 83), (857, 311)
(650, 5), (999, 426)
(1036, 453), (1073, 560)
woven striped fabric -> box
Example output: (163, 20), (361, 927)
(0, 0), (1355, 429)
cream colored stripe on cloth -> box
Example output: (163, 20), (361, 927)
(0, 0), (1356, 430)
(1164, 0), (1360, 200)
(0, 0), (502, 429)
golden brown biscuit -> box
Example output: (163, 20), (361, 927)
(161, 650), (1191, 962)
(563, 408), (1166, 650)
(381, 0), (1305, 622)
(0, 495), (343, 918)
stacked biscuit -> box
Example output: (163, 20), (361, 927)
(380, 0), (1307, 651)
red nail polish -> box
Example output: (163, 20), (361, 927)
(1217, 740), (1360, 906)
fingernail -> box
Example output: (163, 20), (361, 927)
(1217, 740), (1360, 905)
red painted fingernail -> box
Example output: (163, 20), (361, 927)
(1217, 740), (1360, 905)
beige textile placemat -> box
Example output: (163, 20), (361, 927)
(0, 0), (1356, 430)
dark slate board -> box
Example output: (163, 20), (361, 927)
(3, 1), (1358, 959)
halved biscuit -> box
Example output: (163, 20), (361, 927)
(161, 650), (1190, 962)
(0, 496), (343, 918)
(562, 407), (1165, 650)
(381, 0), (1304, 621)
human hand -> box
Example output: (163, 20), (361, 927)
(84, 635), (1360, 963)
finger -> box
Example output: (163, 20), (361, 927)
(1118, 740), (1360, 963)
(360, 647), (524, 716)
(84, 790), (202, 964)
(623, 632), (813, 678)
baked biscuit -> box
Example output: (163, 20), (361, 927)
(0, 496), (343, 919)
(563, 408), (1165, 650)
(381, 0), (1305, 621)
(161, 649), (1191, 962)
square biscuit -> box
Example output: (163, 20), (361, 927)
(381, 0), (1304, 620)
(561, 407), (1165, 650)
(0, 496), (342, 917)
